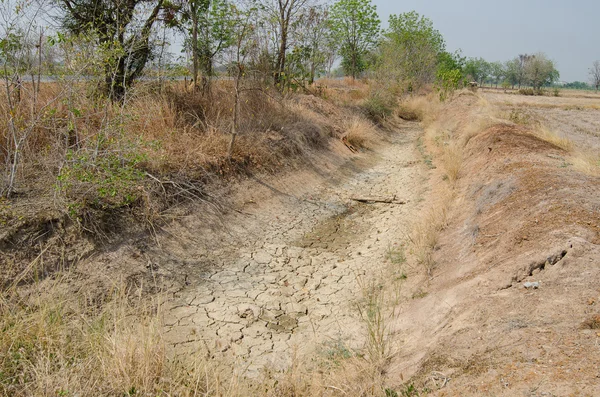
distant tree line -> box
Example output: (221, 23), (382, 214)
(462, 53), (560, 91)
(1, 0), (575, 103)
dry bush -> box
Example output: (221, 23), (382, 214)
(344, 116), (378, 149)
(0, 79), (338, 236)
(494, 103), (599, 177)
(571, 151), (600, 176)
(442, 140), (463, 183)
(582, 314), (600, 329)
(315, 78), (370, 107)
(0, 279), (179, 396)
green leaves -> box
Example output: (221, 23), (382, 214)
(376, 12), (445, 93)
(329, 0), (380, 79)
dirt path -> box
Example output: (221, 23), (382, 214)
(161, 121), (428, 374)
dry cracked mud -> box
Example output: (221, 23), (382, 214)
(161, 121), (427, 375)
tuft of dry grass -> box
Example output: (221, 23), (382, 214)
(534, 125), (575, 152)
(410, 187), (452, 273)
(397, 95), (439, 126)
(344, 116), (378, 149)
(582, 314), (600, 330)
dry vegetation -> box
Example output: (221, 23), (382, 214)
(5, 75), (599, 395)
(0, 78), (395, 396)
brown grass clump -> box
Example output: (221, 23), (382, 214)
(397, 95), (438, 124)
(410, 186), (452, 273)
(582, 314), (600, 329)
(534, 125), (575, 152)
(344, 116), (378, 149)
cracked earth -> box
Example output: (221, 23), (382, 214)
(161, 121), (427, 375)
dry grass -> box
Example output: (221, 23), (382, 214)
(410, 187), (452, 273)
(533, 125), (575, 152)
(493, 101), (600, 177)
(0, 79), (342, 239)
(0, 270), (398, 397)
(397, 95), (439, 125)
(0, 278), (180, 396)
(314, 78), (370, 107)
(582, 314), (600, 330)
(407, 92), (497, 273)
(0, 78), (398, 397)
(344, 115), (378, 149)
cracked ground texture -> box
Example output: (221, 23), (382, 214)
(156, 120), (427, 376)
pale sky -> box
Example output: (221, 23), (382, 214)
(372, 0), (599, 82)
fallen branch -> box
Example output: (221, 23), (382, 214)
(351, 196), (407, 205)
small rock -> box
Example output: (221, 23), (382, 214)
(238, 304), (261, 319)
(524, 281), (540, 289)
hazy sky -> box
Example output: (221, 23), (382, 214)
(372, 0), (599, 82)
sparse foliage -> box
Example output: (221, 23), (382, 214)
(178, 0), (237, 93)
(525, 52), (559, 90)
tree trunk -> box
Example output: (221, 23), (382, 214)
(228, 64), (242, 159)
(275, 22), (288, 89)
(191, 2), (199, 92)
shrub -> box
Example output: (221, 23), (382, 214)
(518, 88), (535, 96)
(362, 93), (393, 123)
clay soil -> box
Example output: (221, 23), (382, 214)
(387, 92), (600, 396)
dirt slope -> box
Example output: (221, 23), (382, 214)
(390, 94), (600, 396)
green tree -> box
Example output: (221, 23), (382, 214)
(489, 61), (505, 88)
(464, 57), (490, 87)
(435, 50), (465, 100)
(178, 0), (236, 93)
(329, 0), (380, 79)
(505, 54), (533, 89)
(504, 58), (520, 89)
(377, 11), (445, 92)
(56, 0), (167, 100)
(258, 0), (311, 89)
(295, 5), (331, 84)
(525, 53), (559, 90)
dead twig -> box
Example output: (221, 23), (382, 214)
(351, 196), (407, 205)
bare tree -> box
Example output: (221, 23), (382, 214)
(0, 0), (55, 197)
(590, 60), (600, 91)
(227, 5), (256, 159)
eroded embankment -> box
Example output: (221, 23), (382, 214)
(391, 93), (600, 396)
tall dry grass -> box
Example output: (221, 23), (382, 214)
(0, 269), (400, 397)
(343, 115), (379, 149)
(0, 79), (342, 237)
(404, 92), (492, 272)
